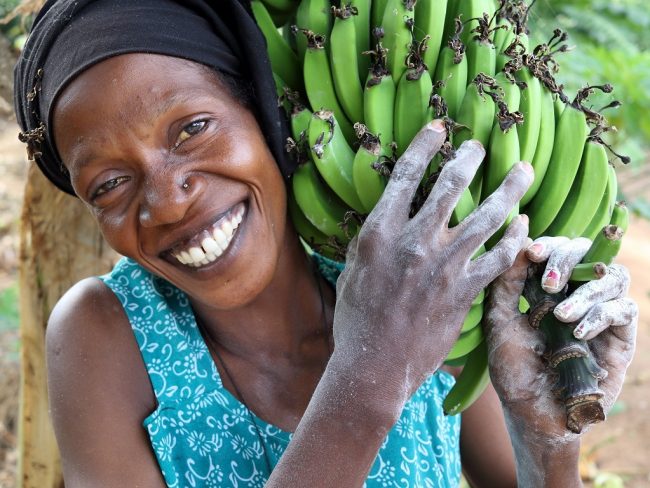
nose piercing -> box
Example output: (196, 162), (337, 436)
(182, 181), (190, 190)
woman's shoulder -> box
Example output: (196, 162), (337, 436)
(48, 275), (129, 344)
(47, 275), (156, 415)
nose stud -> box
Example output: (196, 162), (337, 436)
(182, 181), (190, 190)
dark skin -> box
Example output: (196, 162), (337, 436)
(48, 53), (634, 487)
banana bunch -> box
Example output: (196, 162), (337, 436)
(251, 0), (629, 416)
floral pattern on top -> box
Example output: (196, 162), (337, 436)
(100, 256), (461, 488)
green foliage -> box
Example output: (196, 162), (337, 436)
(0, 0), (19, 17)
(529, 0), (650, 167)
(0, 282), (19, 332)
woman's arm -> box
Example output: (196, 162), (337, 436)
(459, 382), (517, 488)
(47, 278), (166, 488)
(268, 121), (533, 486)
(485, 246), (637, 487)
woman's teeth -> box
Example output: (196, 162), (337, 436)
(173, 205), (244, 267)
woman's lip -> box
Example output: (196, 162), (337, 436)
(167, 201), (246, 267)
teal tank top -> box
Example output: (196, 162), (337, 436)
(99, 255), (461, 488)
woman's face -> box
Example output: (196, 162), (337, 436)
(53, 53), (289, 309)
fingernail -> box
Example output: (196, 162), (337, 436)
(543, 268), (560, 291)
(527, 243), (544, 257)
(519, 161), (534, 176)
(430, 119), (446, 132)
(554, 302), (572, 321)
(519, 214), (529, 225)
(573, 324), (585, 339)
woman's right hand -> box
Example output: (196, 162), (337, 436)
(331, 119), (533, 400)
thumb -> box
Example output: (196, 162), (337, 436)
(485, 238), (533, 323)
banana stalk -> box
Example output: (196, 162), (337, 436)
(523, 263), (608, 434)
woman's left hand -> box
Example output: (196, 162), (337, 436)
(484, 236), (638, 445)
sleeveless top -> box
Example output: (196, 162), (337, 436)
(99, 255), (461, 488)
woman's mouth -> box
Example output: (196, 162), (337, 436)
(170, 202), (245, 267)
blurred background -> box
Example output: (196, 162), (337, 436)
(0, 0), (648, 487)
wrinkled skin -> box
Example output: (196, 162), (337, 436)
(332, 127), (532, 400)
(484, 241), (637, 485)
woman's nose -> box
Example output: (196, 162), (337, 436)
(138, 171), (200, 228)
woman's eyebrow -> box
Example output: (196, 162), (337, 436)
(152, 90), (214, 120)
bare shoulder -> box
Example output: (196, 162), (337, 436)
(47, 276), (153, 408)
(47, 277), (165, 487)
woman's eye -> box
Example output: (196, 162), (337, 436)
(174, 120), (208, 148)
(93, 175), (130, 199)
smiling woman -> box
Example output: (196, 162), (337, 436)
(13, 1), (639, 488)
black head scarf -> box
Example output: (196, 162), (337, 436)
(14, 0), (294, 196)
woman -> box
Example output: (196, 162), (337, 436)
(14, 0), (638, 486)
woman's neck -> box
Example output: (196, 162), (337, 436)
(190, 226), (335, 364)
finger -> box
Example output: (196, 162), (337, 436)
(414, 139), (485, 227)
(573, 297), (639, 341)
(539, 237), (592, 293)
(454, 162), (533, 252)
(469, 216), (530, 295)
(525, 236), (570, 262)
(554, 264), (630, 322)
(372, 120), (446, 223)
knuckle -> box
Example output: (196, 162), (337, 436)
(357, 219), (385, 253)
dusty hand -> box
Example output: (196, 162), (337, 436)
(332, 120), (532, 400)
(485, 237), (637, 445)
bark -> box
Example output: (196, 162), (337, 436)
(18, 166), (116, 488)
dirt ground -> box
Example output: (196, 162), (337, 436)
(0, 101), (648, 487)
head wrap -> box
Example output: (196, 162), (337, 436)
(14, 0), (294, 196)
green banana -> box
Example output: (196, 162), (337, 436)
(446, 324), (484, 361)
(295, 0), (332, 62)
(352, 126), (386, 213)
(554, 94), (566, 120)
(466, 34), (497, 85)
(443, 339), (490, 415)
(454, 83), (490, 143)
(382, 0), (415, 84)
(461, 302), (484, 333)
(454, 76), (497, 204)
(251, 0), (303, 94)
(330, 6), (365, 124)
(414, 0), (449, 77)
(288, 190), (335, 258)
(371, 0), (390, 33)
(495, 28), (515, 72)
(291, 159), (352, 241)
(581, 164), (617, 241)
(581, 202), (629, 265)
(394, 58), (434, 156)
(494, 71), (520, 111)
(303, 31), (356, 143)
(456, 0), (492, 46)
(260, 0), (296, 17)
(526, 105), (590, 238)
(520, 87), (555, 206)
(545, 138), (610, 238)
(484, 123), (520, 249)
(492, 18), (511, 51)
(290, 105), (313, 142)
(516, 67), (542, 164)
(433, 44), (468, 119)
(450, 186), (480, 227)
(364, 67), (396, 156)
(569, 262), (608, 283)
(308, 110), (365, 212)
(350, 0), (371, 80)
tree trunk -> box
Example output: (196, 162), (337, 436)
(18, 166), (116, 488)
